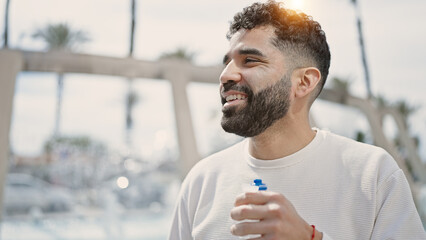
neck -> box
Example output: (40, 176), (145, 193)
(248, 116), (316, 160)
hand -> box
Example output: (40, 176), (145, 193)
(230, 191), (322, 240)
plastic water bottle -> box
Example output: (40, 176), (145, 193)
(239, 179), (267, 239)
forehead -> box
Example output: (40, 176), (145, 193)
(228, 25), (279, 55)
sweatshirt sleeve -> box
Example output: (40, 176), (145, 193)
(371, 169), (426, 239)
(168, 191), (192, 240)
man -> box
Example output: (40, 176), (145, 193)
(168, 1), (426, 239)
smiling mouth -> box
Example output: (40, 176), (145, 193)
(222, 93), (248, 108)
(225, 94), (247, 102)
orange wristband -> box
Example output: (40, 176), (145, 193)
(311, 225), (315, 240)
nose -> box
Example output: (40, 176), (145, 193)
(219, 60), (242, 85)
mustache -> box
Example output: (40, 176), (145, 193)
(221, 81), (252, 95)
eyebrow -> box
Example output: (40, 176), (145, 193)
(222, 48), (265, 65)
(239, 48), (265, 57)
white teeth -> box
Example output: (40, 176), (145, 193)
(225, 94), (247, 102)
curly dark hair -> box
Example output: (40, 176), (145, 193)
(227, 0), (331, 97)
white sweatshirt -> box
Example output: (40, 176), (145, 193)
(169, 129), (426, 239)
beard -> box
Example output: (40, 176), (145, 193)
(220, 74), (292, 137)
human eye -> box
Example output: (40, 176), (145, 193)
(222, 55), (230, 66)
(244, 57), (259, 64)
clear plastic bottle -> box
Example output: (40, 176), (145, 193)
(239, 179), (267, 239)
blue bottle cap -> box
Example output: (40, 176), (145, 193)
(253, 179), (267, 191)
(258, 184), (267, 191)
(253, 179), (263, 186)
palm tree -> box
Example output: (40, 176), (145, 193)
(331, 76), (351, 94)
(2, 0), (11, 48)
(32, 23), (89, 51)
(32, 23), (89, 137)
(129, 0), (136, 56)
(329, 76), (352, 103)
(350, 0), (372, 98)
(393, 100), (419, 129)
(125, 0), (137, 148)
(376, 95), (419, 129)
(159, 47), (197, 62)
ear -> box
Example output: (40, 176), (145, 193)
(294, 67), (321, 99)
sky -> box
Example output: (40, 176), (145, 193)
(1, 0), (426, 160)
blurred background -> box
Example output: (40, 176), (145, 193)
(0, 0), (425, 239)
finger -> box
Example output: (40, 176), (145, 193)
(245, 237), (263, 240)
(231, 220), (264, 236)
(230, 218), (276, 237)
(230, 204), (270, 221)
(234, 192), (268, 207)
(235, 191), (287, 207)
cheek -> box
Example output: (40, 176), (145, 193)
(289, 85), (297, 100)
(241, 69), (275, 93)
(240, 70), (258, 91)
